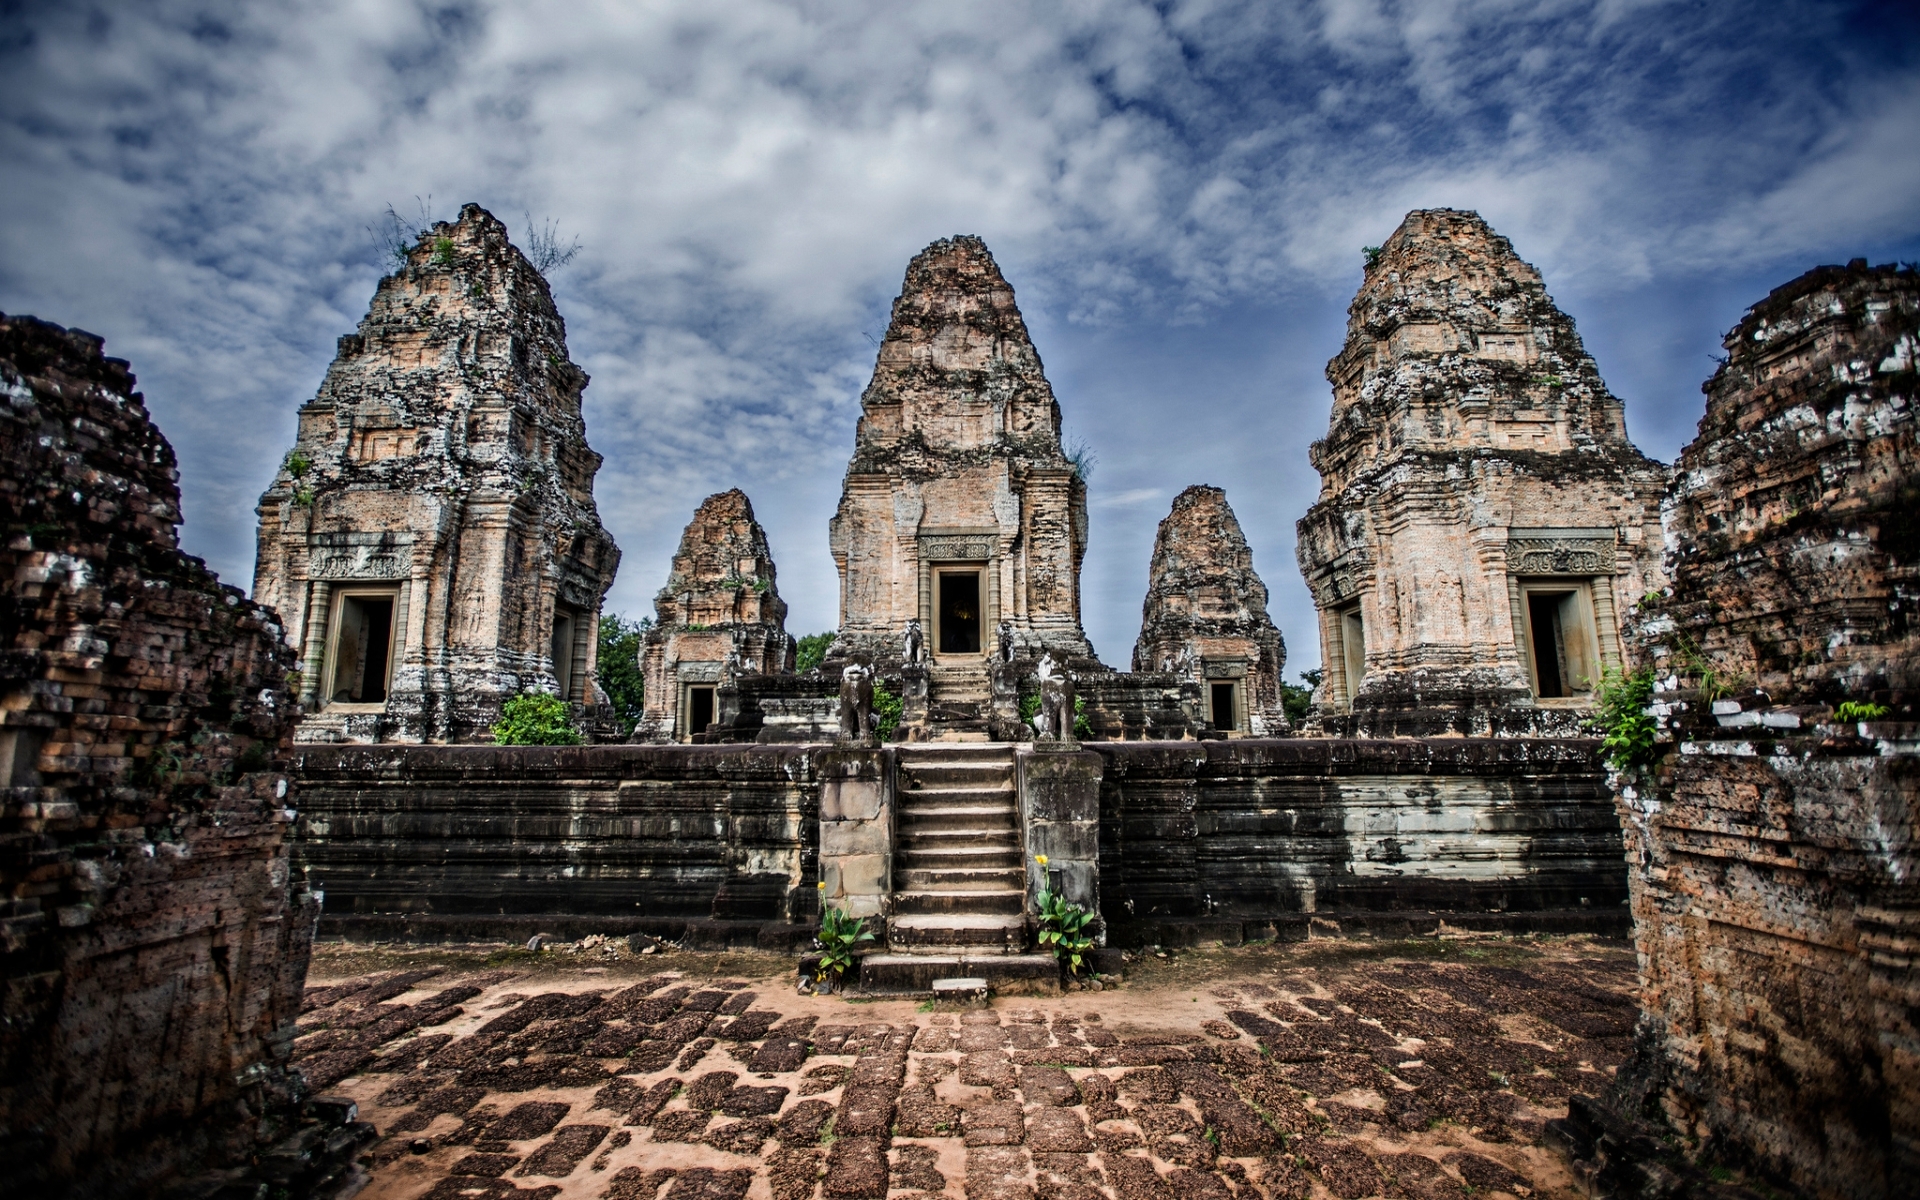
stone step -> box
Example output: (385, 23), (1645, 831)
(897, 782), (1014, 800)
(887, 913), (1027, 953)
(897, 805), (1016, 831)
(856, 952), (1059, 995)
(894, 837), (1021, 864)
(899, 763), (1014, 785)
(894, 866), (1024, 891)
(891, 887), (1025, 915)
(896, 825), (1018, 848)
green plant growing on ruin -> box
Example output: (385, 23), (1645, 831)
(1673, 638), (1743, 702)
(1532, 373), (1565, 389)
(685, 623), (711, 632)
(1835, 700), (1891, 722)
(283, 449), (311, 479)
(432, 236), (456, 266)
(597, 609), (650, 737)
(1064, 436), (1097, 482)
(1035, 873), (1095, 975)
(795, 632), (835, 673)
(1589, 666), (1658, 772)
(490, 691), (583, 745)
(872, 678), (903, 741)
(1362, 245), (1383, 267)
(292, 486), (316, 508)
(815, 905), (873, 985)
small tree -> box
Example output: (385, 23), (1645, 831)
(1281, 668), (1322, 726)
(491, 691), (582, 745)
(796, 631), (836, 673)
(597, 610), (649, 736)
(872, 678), (903, 740)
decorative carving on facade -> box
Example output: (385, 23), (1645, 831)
(1506, 531), (1618, 576)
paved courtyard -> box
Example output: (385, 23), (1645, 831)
(297, 935), (1638, 1200)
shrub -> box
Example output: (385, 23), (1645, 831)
(1362, 245), (1383, 267)
(796, 632), (836, 673)
(1064, 435), (1097, 482)
(596, 610), (650, 736)
(432, 236), (456, 266)
(283, 449), (312, 479)
(872, 678), (903, 741)
(491, 691), (582, 745)
(1835, 700), (1891, 722)
(1589, 666), (1658, 772)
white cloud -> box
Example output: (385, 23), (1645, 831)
(1, 0), (1915, 667)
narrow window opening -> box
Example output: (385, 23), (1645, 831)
(328, 593), (395, 704)
(686, 685), (716, 740)
(1210, 682), (1238, 731)
(937, 570), (982, 655)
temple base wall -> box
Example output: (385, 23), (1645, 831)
(292, 739), (1624, 942)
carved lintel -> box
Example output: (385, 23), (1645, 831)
(1506, 534), (1617, 576)
(920, 534), (996, 561)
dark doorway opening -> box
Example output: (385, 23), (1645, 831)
(938, 571), (982, 654)
(331, 594), (394, 703)
(1528, 592), (1569, 698)
(1210, 682), (1237, 731)
(687, 685), (715, 738)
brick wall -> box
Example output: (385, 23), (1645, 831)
(0, 315), (310, 1197)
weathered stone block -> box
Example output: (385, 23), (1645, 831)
(822, 778), (884, 823)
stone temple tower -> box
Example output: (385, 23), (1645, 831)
(632, 489), (794, 743)
(1296, 209), (1666, 736)
(1133, 486), (1289, 736)
(828, 236), (1094, 730)
(254, 204), (620, 744)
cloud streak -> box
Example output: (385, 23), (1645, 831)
(2, 0), (1915, 668)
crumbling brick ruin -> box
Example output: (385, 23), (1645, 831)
(1133, 485), (1289, 736)
(0, 316), (360, 1197)
(828, 236), (1095, 737)
(1575, 261), (1919, 1199)
(1297, 209), (1668, 737)
(254, 203), (620, 745)
(633, 489), (795, 743)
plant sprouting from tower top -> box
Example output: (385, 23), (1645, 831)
(524, 212), (581, 276)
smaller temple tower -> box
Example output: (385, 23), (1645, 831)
(1132, 486), (1289, 736)
(1296, 209), (1667, 736)
(632, 489), (794, 743)
(254, 204), (620, 743)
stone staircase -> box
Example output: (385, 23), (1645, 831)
(862, 743), (1057, 992)
(924, 663), (992, 739)
(829, 741), (1064, 994)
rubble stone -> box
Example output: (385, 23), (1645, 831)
(633, 489), (794, 743)
(828, 236), (1094, 734)
(0, 315), (343, 1196)
(1296, 209), (1666, 736)
(1606, 261), (1920, 1199)
(254, 203), (619, 745)
(1132, 486), (1288, 736)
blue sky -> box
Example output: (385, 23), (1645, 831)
(4, 1), (1918, 674)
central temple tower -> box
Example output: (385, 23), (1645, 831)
(829, 236), (1095, 715)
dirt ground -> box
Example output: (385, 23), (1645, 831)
(298, 933), (1640, 1200)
